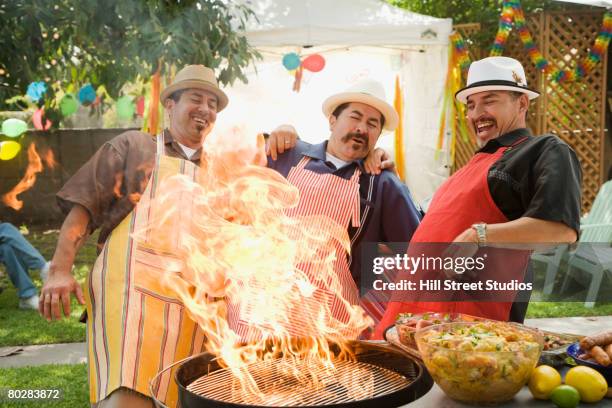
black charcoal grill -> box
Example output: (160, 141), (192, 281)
(151, 340), (432, 408)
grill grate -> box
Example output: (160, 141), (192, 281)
(186, 358), (412, 406)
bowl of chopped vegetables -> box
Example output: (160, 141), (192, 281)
(415, 321), (543, 404)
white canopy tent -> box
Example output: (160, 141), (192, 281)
(553, 0), (612, 7)
(215, 0), (453, 203)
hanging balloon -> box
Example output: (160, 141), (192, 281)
(282, 53), (301, 70)
(59, 94), (78, 116)
(116, 96), (135, 119)
(136, 96), (145, 116)
(302, 54), (326, 72)
(78, 84), (96, 105)
(26, 81), (47, 102)
(0, 141), (21, 160)
(32, 108), (52, 130)
(1, 118), (28, 138)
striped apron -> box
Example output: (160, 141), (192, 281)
(85, 132), (205, 407)
(228, 156), (366, 340)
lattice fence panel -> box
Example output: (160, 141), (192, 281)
(451, 11), (606, 212)
(542, 11), (606, 211)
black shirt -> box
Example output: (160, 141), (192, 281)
(478, 128), (582, 234)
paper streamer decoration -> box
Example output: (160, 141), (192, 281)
(32, 108), (52, 130)
(0, 141), (21, 160)
(393, 75), (406, 182)
(136, 96), (145, 116)
(491, 0), (612, 83)
(1, 118), (28, 137)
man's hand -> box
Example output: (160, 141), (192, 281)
(441, 228), (479, 280)
(39, 204), (90, 321)
(364, 148), (395, 175)
(39, 265), (85, 321)
(266, 124), (298, 160)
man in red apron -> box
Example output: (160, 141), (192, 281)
(374, 56), (582, 339)
(265, 80), (423, 330)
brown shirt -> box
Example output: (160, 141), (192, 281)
(57, 129), (201, 251)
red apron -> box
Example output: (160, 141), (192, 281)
(228, 157), (369, 340)
(374, 137), (530, 338)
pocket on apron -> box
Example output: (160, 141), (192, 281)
(133, 244), (188, 304)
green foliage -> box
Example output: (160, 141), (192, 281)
(388, 0), (567, 51)
(0, 364), (88, 407)
(526, 301), (612, 318)
(0, 0), (260, 121)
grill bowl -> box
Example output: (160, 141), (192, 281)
(174, 340), (432, 408)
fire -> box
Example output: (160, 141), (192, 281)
(2, 142), (55, 211)
(135, 128), (373, 403)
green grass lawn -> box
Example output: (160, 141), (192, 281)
(0, 228), (98, 347)
(0, 364), (88, 407)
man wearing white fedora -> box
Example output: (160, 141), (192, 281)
(374, 56), (582, 337)
(266, 79), (423, 328)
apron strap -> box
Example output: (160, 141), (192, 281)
(350, 174), (374, 248)
(156, 132), (165, 157)
(295, 156), (310, 169)
(349, 166), (361, 227)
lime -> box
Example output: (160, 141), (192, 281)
(550, 385), (580, 408)
(565, 365), (608, 403)
(528, 365), (562, 399)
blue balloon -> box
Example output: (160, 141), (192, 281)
(26, 81), (47, 102)
(282, 53), (301, 70)
(78, 84), (96, 105)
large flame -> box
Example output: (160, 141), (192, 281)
(134, 128), (372, 402)
(2, 142), (56, 211)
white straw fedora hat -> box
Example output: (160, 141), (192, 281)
(455, 56), (540, 103)
(160, 65), (229, 111)
(322, 79), (399, 131)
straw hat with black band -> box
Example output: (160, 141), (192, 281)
(455, 56), (540, 103)
(160, 65), (229, 111)
(322, 79), (399, 132)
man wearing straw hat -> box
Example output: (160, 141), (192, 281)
(374, 56), (582, 338)
(40, 65), (299, 407)
(263, 79), (423, 329)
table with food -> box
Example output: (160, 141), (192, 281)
(383, 312), (611, 408)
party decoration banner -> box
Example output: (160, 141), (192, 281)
(59, 94), (79, 116)
(32, 108), (52, 130)
(78, 84), (97, 105)
(26, 81), (47, 102)
(116, 96), (135, 119)
(282, 52), (301, 70)
(1, 118), (28, 138)
(0, 141), (21, 160)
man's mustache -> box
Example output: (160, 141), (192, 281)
(340, 132), (368, 148)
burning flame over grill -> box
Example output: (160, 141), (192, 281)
(135, 129), (373, 403)
(2, 142), (57, 210)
